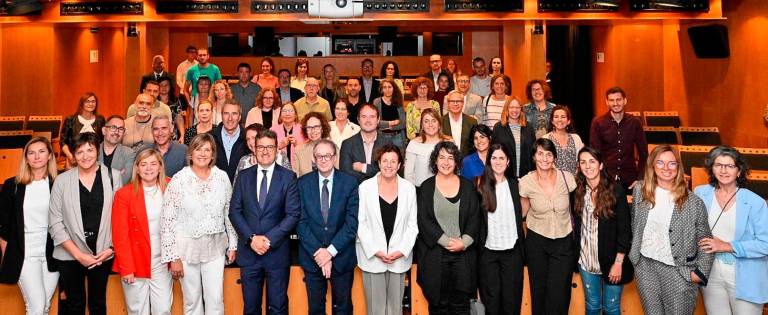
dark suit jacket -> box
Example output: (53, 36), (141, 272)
(296, 170), (359, 274)
(0, 177), (57, 284)
(423, 70), (455, 92)
(359, 77), (380, 104)
(229, 164), (300, 268)
(280, 87), (305, 104)
(339, 132), (393, 183)
(441, 113), (478, 157)
(415, 176), (481, 303)
(477, 178), (526, 258)
(139, 72), (172, 92)
(573, 183), (634, 284)
(212, 124), (248, 184)
(492, 122), (536, 178)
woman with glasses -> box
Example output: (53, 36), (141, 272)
(491, 96), (535, 179)
(293, 112), (331, 177)
(61, 92), (106, 168)
(245, 87), (282, 129)
(405, 77), (441, 140)
(695, 146), (768, 315)
(270, 103), (305, 168)
(630, 145), (713, 315)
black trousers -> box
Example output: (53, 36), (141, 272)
(428, 251), (471, 315)
(478, 246), (524, 315)
(526, 230), (575, 315)
(57, 259), (113, 315)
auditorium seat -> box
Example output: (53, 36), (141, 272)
(0, 148), (23, 180)
(643, 126), (679, 145)
(680, 126), (722, 146)
(679, 145), (715, 176)
(644, 111), (681, 128)
(625, 111), (642, 123)
(745, 172), (768, 200)
(0, 116), (25, 131)
(0, 130), (33, 149)
(26, 115), (62, 141)
(737, 147), (768, 171)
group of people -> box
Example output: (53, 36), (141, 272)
(0, 49), (766, 315)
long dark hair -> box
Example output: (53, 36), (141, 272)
(477, 144), (514, 212)
(573, 147), (616, 219)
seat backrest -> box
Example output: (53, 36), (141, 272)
(26, 115), (63, 140)
(643, 126), (680, 145)
(679, 126), (721, 146)
(745, 172), (768, 201)
(0, 116), (26, 131)
(0, 130), (33, 149)
(0, 148), (23, 181)
(736, 147), (768, 171)
(644, 111), (681, 128)
(679, 145), (715, 176)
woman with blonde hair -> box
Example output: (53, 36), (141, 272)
(319, 63), (346, 108)
(161, 133), (237, 315)
(291, 58), (310, 92)
(0, 137), (60, 314)
(245, 87), (282, 129)
(630, 145), (713, 315)
(184, 99), (214, 146)
(209, 80), (233, 125)
(112, 148), (173, 315)
(491, 96), (535, 178)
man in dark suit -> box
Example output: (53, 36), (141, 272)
(424, 54), (455, 92)
(278, 68), (304, 104)
(139, 55), (172, 92)
(229, 129), (300, 315)
(211, 102), (247, 183)
(442, 91), (478, 157)
(359, 59), (380, 103)
(339, 104), (393, 183)
(296, 139), (359, 315)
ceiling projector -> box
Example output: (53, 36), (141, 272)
(308, 0), (364, 18)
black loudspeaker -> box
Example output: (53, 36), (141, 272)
(378, 26), (397, 43)
(687, 24), (730, 58)
(253, 27), (276, 56)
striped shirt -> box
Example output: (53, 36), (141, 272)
(579, 186), (601, 274)
(483, 96), (506, 128)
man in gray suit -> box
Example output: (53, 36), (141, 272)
(445, 73), (484, 122)
(339, 103), (393, 183)
(99, 115), (135, 185)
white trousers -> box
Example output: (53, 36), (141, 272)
(179, 255), (225, 315)
(17, 256), (59, 315)
(702, 260), (764, 315)
(121, 257), (174, 315)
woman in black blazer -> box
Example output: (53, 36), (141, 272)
(475, 144), (526, 315)
(0, 137), (60, 314)
(492, 97), (535, 178)
(60, 92), (106, 168)
(415, 141), (482, 315)
(572, 147), (633, 315)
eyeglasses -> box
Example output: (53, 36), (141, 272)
(306, 125), (322, 131)
(713, 163), (737, 171)
(105, 125), (126, 133)
(314, 153), (335, 161)
(447, 100), (463, 104)
(655, 160), (679, 169)
(282, 109), (295, 113)
(457, 79), (470, 83)
(262, 97), (274, 100)
(429, 60), (441, 63)
(256, 145), (276, 151)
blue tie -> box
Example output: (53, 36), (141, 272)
(259, 170), (268, 208)
(321, 179), (329, 224)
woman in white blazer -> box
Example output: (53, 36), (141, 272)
(356, 144), (419, 315)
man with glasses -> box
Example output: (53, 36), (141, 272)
(297, 139), (359, 315)
(277, 68), (304, 105)
(442, 91), (478, 156)
(229, 128), (300, 315)
(424, 54), (454, 92)
(445, 73), (485, 121)
(589, 86), (648, 192)
(213, 101), (247, 183)
(99, 115), (135, 185)
(294, 77), (332, 122)
(359, 58), (379, 103)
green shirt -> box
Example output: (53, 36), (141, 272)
(186, 63), (222, 96)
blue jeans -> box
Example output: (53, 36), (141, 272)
(579, 267), (623, 315)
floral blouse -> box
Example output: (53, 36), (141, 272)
(161, 166), (237, 264)
(544, 132), (584, 176)
(405, 100), (441, 140)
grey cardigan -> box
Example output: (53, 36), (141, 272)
(629, 182), (714, 285)
(49, 164), (122, 261)
(98, 143), (135, 186)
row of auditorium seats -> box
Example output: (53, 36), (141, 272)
(0, 115), (62, 149)
(626, 110), (682, 128)
(644, 126), (721, 145)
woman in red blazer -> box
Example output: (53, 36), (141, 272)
(111, 148), (173, 315)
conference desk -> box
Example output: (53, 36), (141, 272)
(0, 265), (724, 315)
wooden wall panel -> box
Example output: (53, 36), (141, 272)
(471, 31), (502, 70)
(0, 25), (54, 116)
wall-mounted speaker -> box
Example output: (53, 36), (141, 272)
(156, 1), (238, 14)
(687, 24), (729, 58)
(538, 0), (619, 12)
(630, 0), (709, 12)
(445, 0), (523, 12)
(251, 0), (306, 13)
(60, 1), (143, 15)
(363, 0), (428, 13)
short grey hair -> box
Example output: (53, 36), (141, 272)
(312, 138), (338, 156)
(151, 115), (173, 131)
(704, 145), (749, 188)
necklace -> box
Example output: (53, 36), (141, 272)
(711, 187), (739, 231)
